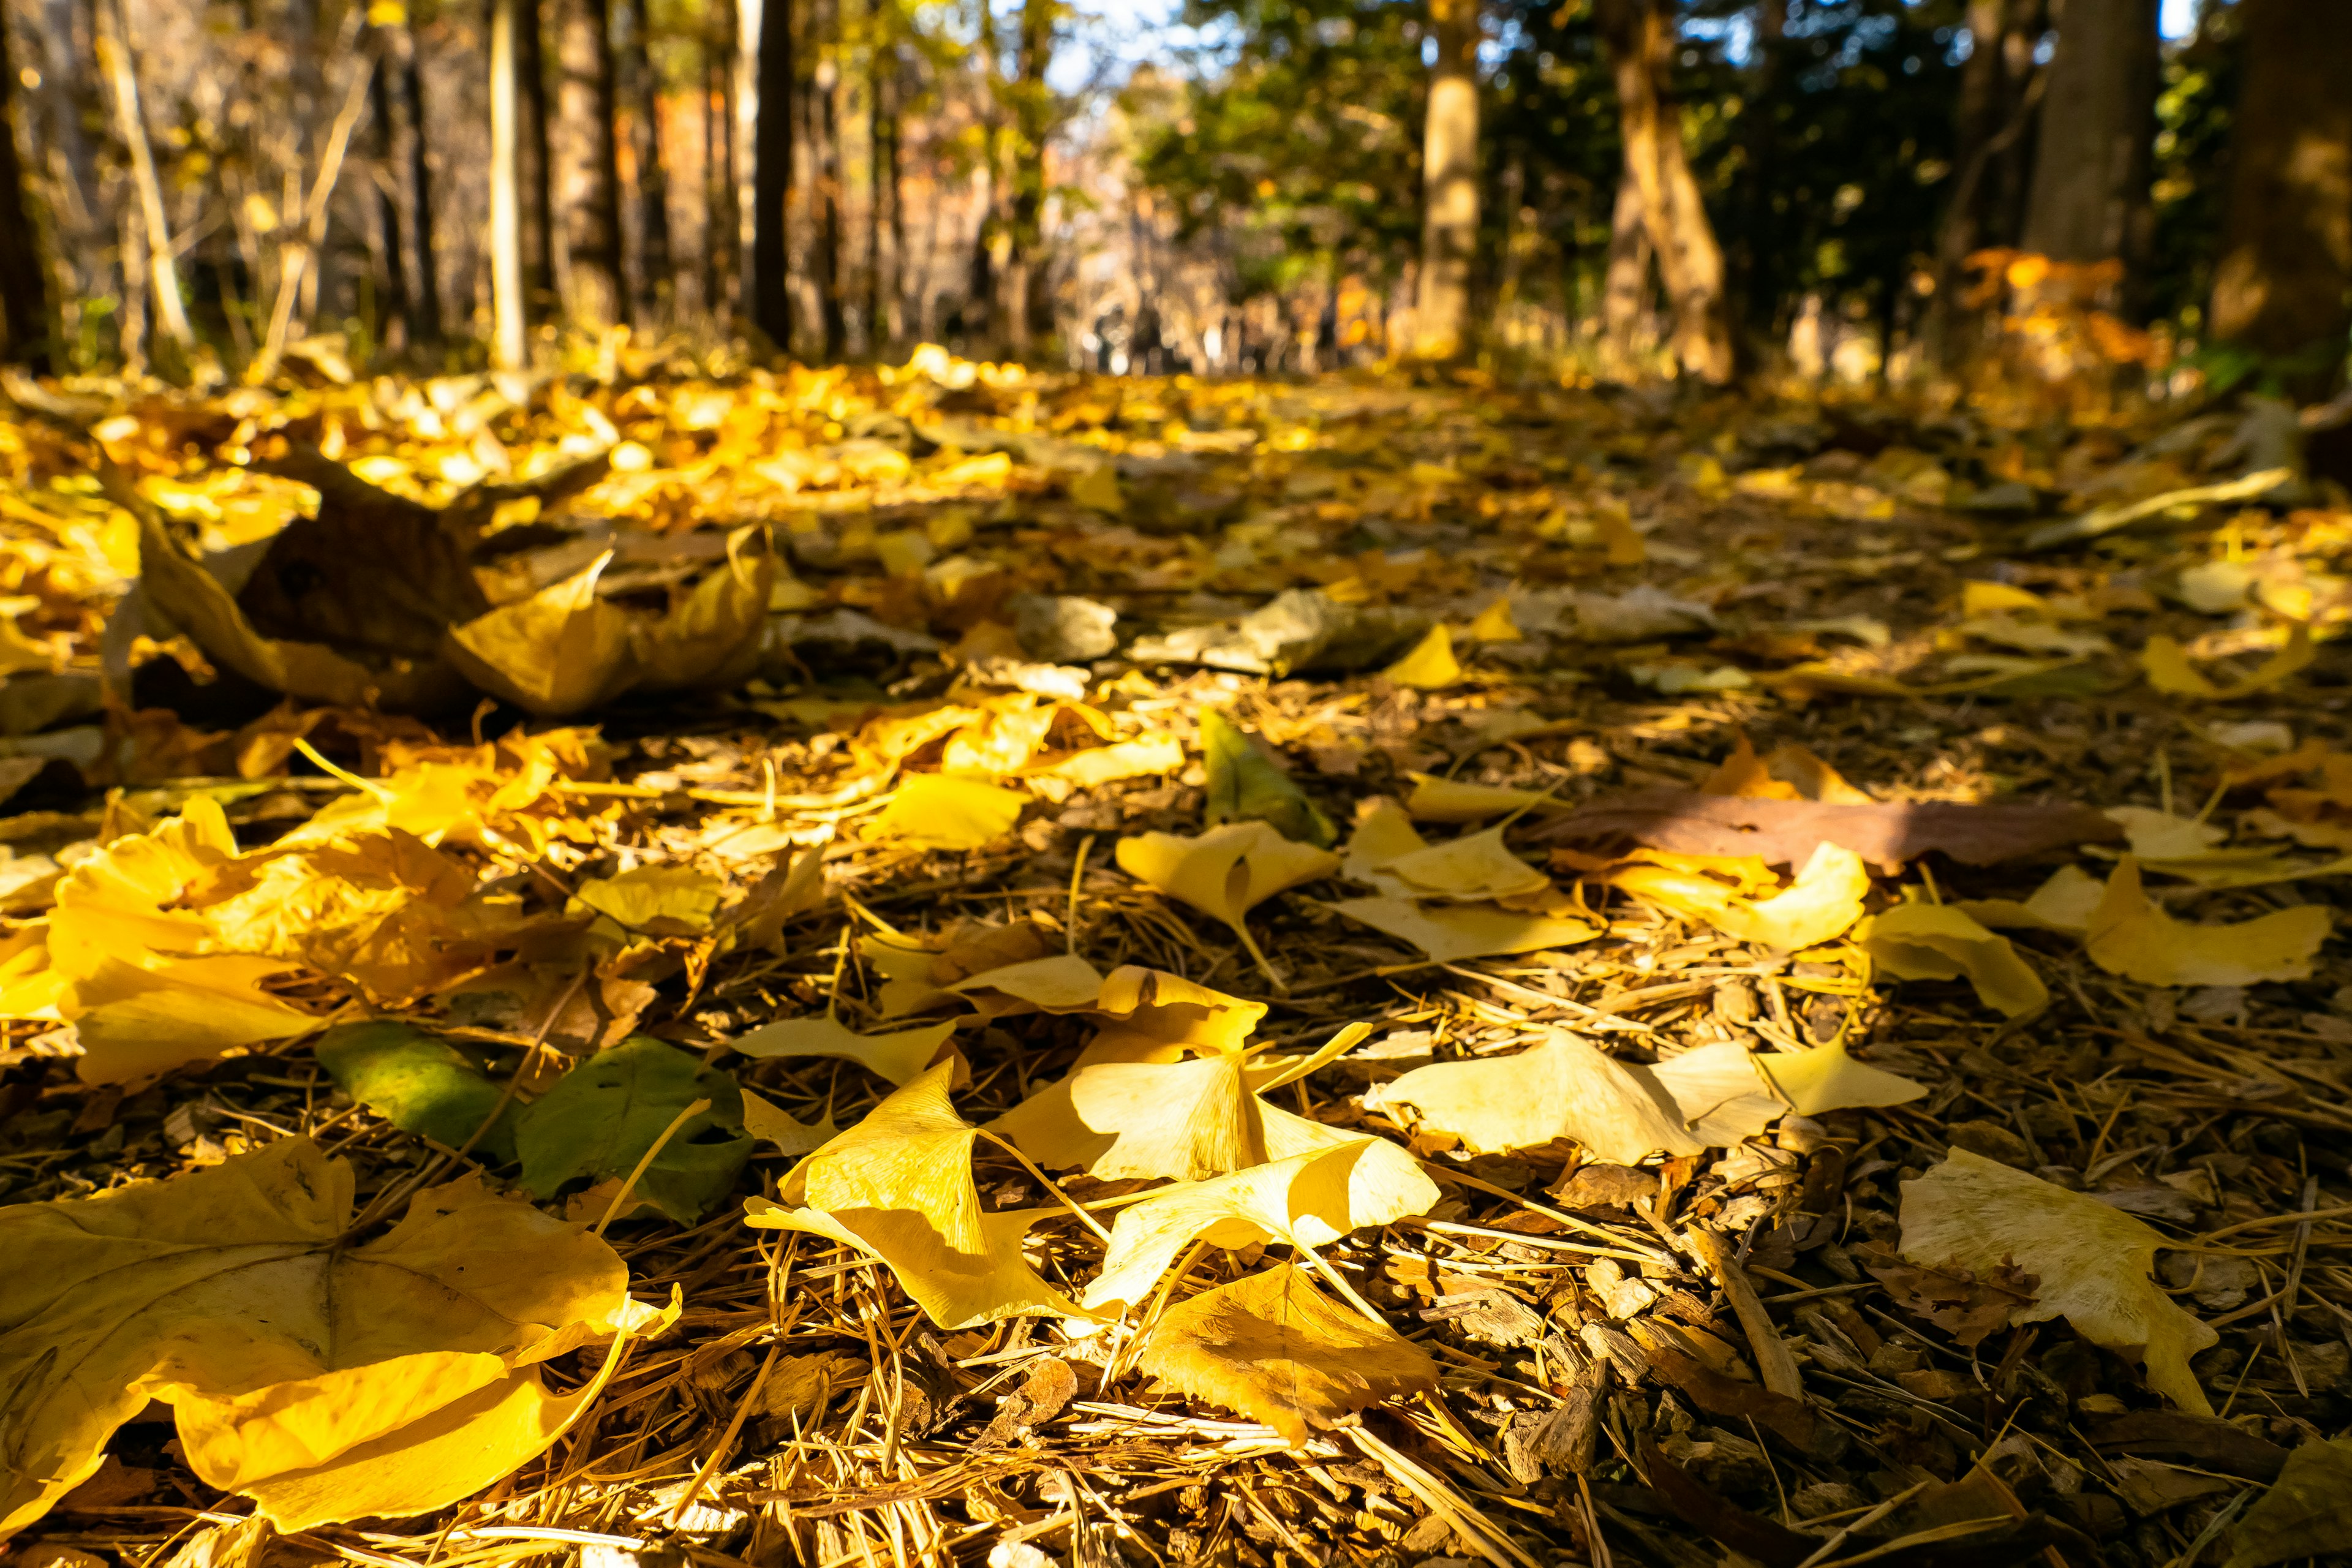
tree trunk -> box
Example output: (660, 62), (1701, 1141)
(750, 0), (793, 347)
(1926, 0), (2045, 358)
(2207, 0), (2351, 399)
(617, 0), (672, 322)
(402, 37), (443, 345)
(557, 0), (625, 326)
(1412, 0), (1477, 360)
(1727, 0), (1782, 355)
(369, 33), (415, 352)
(490, 0), (528, 366)
(1596, 0), (1730, 383)
(96, 0), (195, 360)
(516, 0), (556, 317)
(1599, 172), (1651, 377)
(2019, 0), (2157, 281)
(1000, 0), (1052, 355)
(0, 12), (51, 370)
(873, 45), (901, 351)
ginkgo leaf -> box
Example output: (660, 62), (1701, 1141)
(1080, 965), (1268, 1065)
(742, 1061), (1084, 1329)
(1607, 842), (1869, 951)
(948, 952), (1106, 1014)
(1859, 902), (2049, 1017)
(740, 1087), (837, 1155)
(445, 552), (635, 717)
(1084, 1142), (1435, 1311)
(1029, 734), (1185, 788)
(0, 1138), (634, 1535)
(1202, 709), (1336, 848)
(1330, 895), (1597, 961)
(2084, 858), (2331, 986)
(1956, 862), (2105, 935)
(1381, 624), (1462, 688)
(729, 1013), (959, 1085)
(1117, 821), (1342, 978)
(1134, 1264), (1439, 1444)
(1373, 827), (1551, 903)
(2142, 625), (2312, 701)
(1403, 774), (1573, 821)
(1901, 1150), (2217, 1412)
(1752, 1041), (1926, 1114)
(1464, 597), (1521, 643)
(571, 864), (727, 936)
(869, 773), (1030, 850)
(515, 1036), (752, 1224)
(315, 1020), (518, 1163)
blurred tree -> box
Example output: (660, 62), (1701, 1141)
(558, 0), (626, 324)
(1414, 0), (1479, 358)
(96, 0), (195, 366)
(2207, 0), (2350, 399)
(617, 0), (674, 321)
(2020, 0), (2157, 297)
(1595, 0), (1728, 380)
(1004, 0), (1058, 352)
(519, 0), (558, 318)
(0, 9), (52, 370)
(752, 0), (795, 345)
(492, 0), (530, 364)
(1926, 0), (2041, 352)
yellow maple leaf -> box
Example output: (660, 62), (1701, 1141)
(1135, 1264), (1439, 1444)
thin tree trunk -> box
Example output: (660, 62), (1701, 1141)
(490, 0), (528, 366)
(1599, 172), (1651, 377)
(1926, 0), (2044, 359)
(556, 0), (625, 325)
(517, 0), (555, 317)
(369, 32), (413, 352)
(1728, 0), (1782, 359)
(0, 12), (51, 370)
(704, 0), (742, 322)
(750, 0), (793, 346)
(881, 54), (903, 347)
(401, 35), (443, 345)
(1001, 0), (1052, 354)
(865, 33), (886, 352)
(2019, 0), (2157, 285)
(617, 0), (672, 322)
(1412, 0), (1477, 360)
(96, 0), (195, 358)
(2207, 0), (2351, 400)
(812, 7), (843, 358)
(1596, 0), (1731, 383)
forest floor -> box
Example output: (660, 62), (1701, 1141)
(3, 349), (2351, 1568)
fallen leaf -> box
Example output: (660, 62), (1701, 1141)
(729, 1013), (960, 1085)
(0, 1137), (633, 1534)
(1134, 1264), (1439, 1443)
(1538, 789), (2122, 873)
(315, 1020), (518, 1163)
(1201, 709), (1335, 847)
(571, 864), (726, 937)
(1330, 895), (1598, 961)
(1700, 735), (1872, 804)
(1752, 1041), (1926, 1113)
(1079, 965), (1268, 1064)
(1404, 774), (1575, 822)
(1859, 901), (2049, 1017)
(1115, 821), (1342, 978)
(2141, 625), (2312, 701)
(869, 774), (1030, 850)
(1464, 598), (1521, 643)
(743, 1061), (1085, 1329)
(1864, 1254), (2040, 1348)
(1956, 862), (2106, 935)
(1084, 1142), (1436, 1311)
(1381, 624), (1462, 688)
(2225, 1438), (2352, 1568)
(1606, 842), (1871, 951)
(739, 1087), (837, 1155)
(516, 1035), (752, 1224)
(2084, 858), (2330, 986)
(1900, 1149), (2217, 1412)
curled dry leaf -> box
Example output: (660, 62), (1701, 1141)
(1079, 965), (1268, 1065)
(1900, 1149), (2217, 1412)
(1600, 842), (1871, 952)
(1134, 1263), (1439, 1444)
(1859, 901), (2049, 1017)
(0, 1138), (636, 1535)
(1084, 1143), (1438, 1311)
(1115, 820), (1343, 978)
(1863, 1254), (2040, 1349)
(1201, 709), (1335, 848)
(744, 1061), (1086, 1329)
(2084, 858), (2331, 987)
(1539, 788), (2122, 873)
(1373, 1031), (1784, 1163)
(729, 1013), (960, 1086)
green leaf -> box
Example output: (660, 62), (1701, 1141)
(2226, 1438), (2352, 1568)
(1200, 709), (1334, 848)
(514, 1035), (751, 1224)
(315, 1020), (518, 1165)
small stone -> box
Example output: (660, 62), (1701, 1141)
(1010, 594), (1119, 662)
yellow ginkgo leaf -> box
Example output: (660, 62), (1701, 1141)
(1028, 733), (1185, 788)
(0, 1139), (635, 1536)
(1611, 842), (1869, 951)
(1955, 862), (2105, 935)
(1084, 1142), (1436, 1312)
(1381, 624), (1462, 688)
(2084, 857), (2331, 986)
(947, 952), (1106, 1015)
(2142, 625), (2313, 701)
(869, 773), (1030, 850)
(1066, 462), (1125, 513)
(1859, 901), (2048, 1017)
(742, 1062), (1085, 1329)
(740, 1087), (837, 1155)
(1115, 821), (1342, 979)
(729, 1014), (960, 1085)
(1901, 1150), (2217, 1412)
(1374, 826), (1550, 903)
(1402, 774), (1573, 822)
(1961, 581), (2052, 617)
(1464, 597), (1521, 643)
(1330, 895), (1597, 962)
(1134, 1264), (1439, 1444)
(1752, 1041), (1926, 1114)
(1373, 1031), (1782, 1163)
(445, 552), (636, 717)
(1079, 965), (1268, 1065)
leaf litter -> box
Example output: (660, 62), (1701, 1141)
(0, 355), (2349, 1568)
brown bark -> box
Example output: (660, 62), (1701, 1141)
(750, 0), (793, 347)
(1595, 0), (1731, 384)
(2019, 0), (2157, 280)
(369, 34), (414, 350)
(96, 0), (194, 357)
(1926, 0), (2045, 358)
(1412, 0), (1478, 360)
(516, 0), (556, 317)
(2207, 0), (2352, 399)
(0, 10), (51, 370)
(1599, 172), (1651, 377)
(402, 37), (443, 345)
(812, 6), (844, 358)
(1001, 0), (1054, 353)
(557, 0), (625, 326)
(616, 0), (672, 321)
(704, 0), (741, 322)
